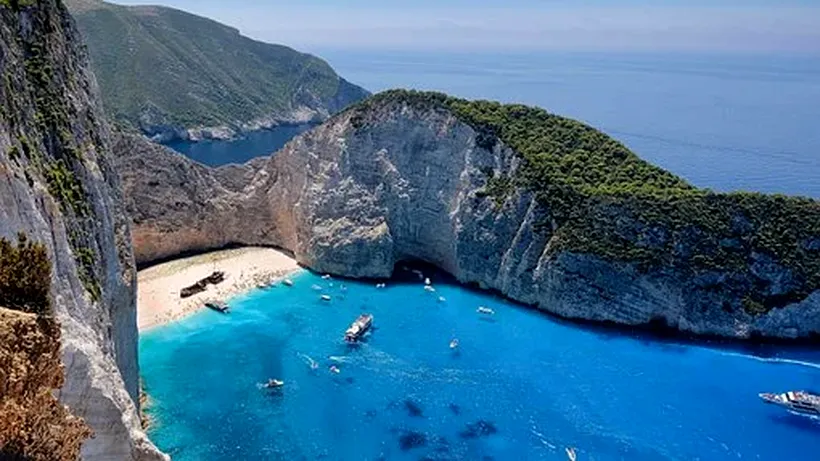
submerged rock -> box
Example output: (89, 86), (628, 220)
(398, 431), (428, 451)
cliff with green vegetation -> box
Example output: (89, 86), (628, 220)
(0, 0), (165, 458)
(64, 0), (369, 141)
(119, 89), (820, 340)
(352, 91), (820, 318)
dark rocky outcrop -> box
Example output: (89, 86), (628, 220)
(115, 93), (820, 341)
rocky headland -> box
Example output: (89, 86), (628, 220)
(117, 91), (820, 341)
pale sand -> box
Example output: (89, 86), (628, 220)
(137, 247), (301, 331)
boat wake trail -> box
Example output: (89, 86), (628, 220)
(298, 353), (319, 370)
(713, 351), (820, 371)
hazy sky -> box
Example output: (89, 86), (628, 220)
(110, 0), (820, 54)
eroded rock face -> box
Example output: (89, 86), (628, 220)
(118, 102), (820, 341)
(0, 1), (164, 459)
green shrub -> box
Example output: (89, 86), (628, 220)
(44, 160), (90, 217)
(0, 232), (52, 316)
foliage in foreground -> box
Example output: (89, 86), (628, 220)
(0, 233), (52, 317)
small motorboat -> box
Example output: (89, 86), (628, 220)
(264, 379), (284, 389)
(566, 447), (577, 461)
(477, 306), (495, 315)
(438, 296), (447, 303)
(329, 365), (341, 374)
(321, 294), (331, 301)
(424, 285), (436, 293)
(424, 278), (432, 286)
(205, 302), (229, 313)
(312, 284), (323, 291)
(322, 274), (332, 280)
(283, 279), (294, 287)
(449, 339), (459, 350)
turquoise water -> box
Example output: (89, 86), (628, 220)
(140, 269), (820, 460)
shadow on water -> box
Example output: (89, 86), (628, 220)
(768, 413), (820, 434)
(354, 260), (820, 359)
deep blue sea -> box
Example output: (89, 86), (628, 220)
(141, 270), (820, 461)
(163, 124), (312, 167)
(166, 51), (820, 198)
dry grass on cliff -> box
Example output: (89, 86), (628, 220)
(0, 308), (93, 460)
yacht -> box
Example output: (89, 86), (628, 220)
(345, 313), (373, 342)
(759, 390), (820, 416)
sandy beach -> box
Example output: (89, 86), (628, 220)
(137, 247), (301, 331)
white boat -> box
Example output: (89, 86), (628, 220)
(566, 447), (577, 461)
(322, 274), (332, 280)
(477, 306), (495, 315)
(329, 365), (341, 374)
(760, 391), (820, 416)
(283, 279), (294, 287)
(321, 294), (331, 301)
(438, 296), (446, 302)
(345, 313), (374, 342)
(264, 379), (284, 389)
(424, 285), (436, 292)
(449, 339), (459, 349)
(424, 277), (432, 286)
(311, 284), (322, 291)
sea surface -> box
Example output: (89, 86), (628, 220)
(162, 124), (312, 167)
(141, 270), (820, 460)
(166, 51), (820, 198)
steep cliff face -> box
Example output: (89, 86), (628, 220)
(0, 1), (164, 459)
(118, 93), (820, 341)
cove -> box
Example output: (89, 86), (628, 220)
(139, 269), (820, 460)
(162, 124), (313, 166)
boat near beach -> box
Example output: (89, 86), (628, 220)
(345, 314), (374, 343)
(759, 390), (820, 416)
(283, 279), (294, 287)
(321, 294), (331, 301)
(205, 302), (229, 314)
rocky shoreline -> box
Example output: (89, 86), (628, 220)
(145, 114), (322, 144)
